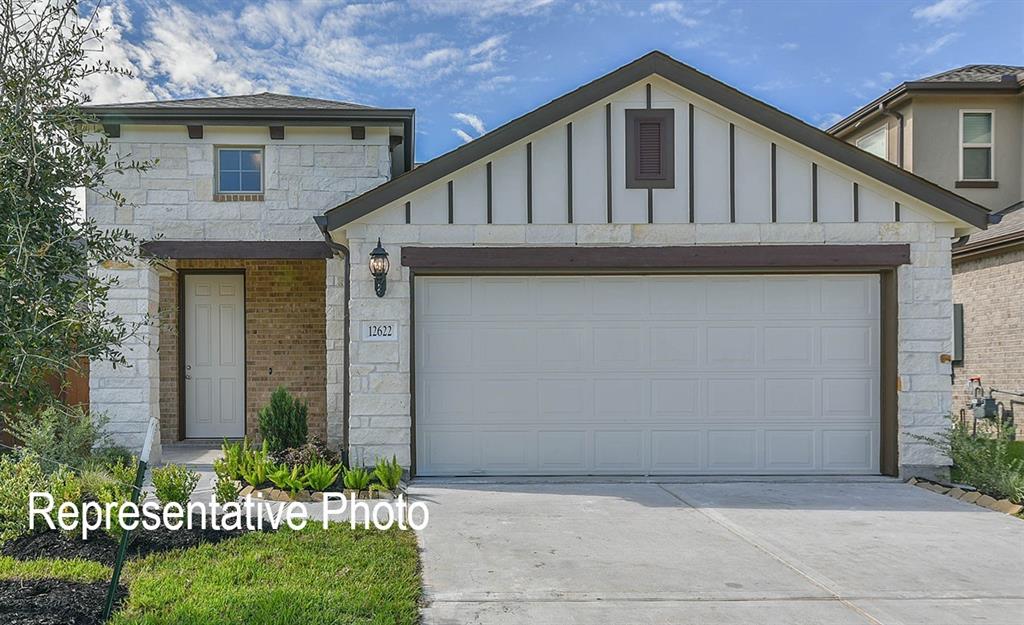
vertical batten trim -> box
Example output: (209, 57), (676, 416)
(688, 103), (695, 223)
(605, 103), (612, 223)
(894, 201), (901, 222)
(770, 143), (777, 223)
(729, 123), (736, 223)
(853, 182), (859, 222)
(526, 142), (533, 224)
(811, 163), (818, 222)
(447, 180), (454, 224)
(647, 189), (654, 223)
(486, 161), (493, 224)
(566, 122), (574, 224)
(404, 200), (410, 224)
(645, 83), (652, 108)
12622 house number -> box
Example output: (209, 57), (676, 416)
(363, 321), (398, 342)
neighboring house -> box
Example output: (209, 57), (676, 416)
(89, 51), (990, 479)
(83, 93), (415, 463)
(830, 65), (1024, 424)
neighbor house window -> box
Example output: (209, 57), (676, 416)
(960, 111), (993, 180)
(625, 109), (675, 188)
(217, 147), (263, 193)
(856, 126), (887, 160)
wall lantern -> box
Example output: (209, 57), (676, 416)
(368, 238), (390, 297)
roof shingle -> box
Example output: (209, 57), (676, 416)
(916, 64), (1024, 84)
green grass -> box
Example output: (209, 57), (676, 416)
(0, 525), (421, 625)
(1007, 440), (1024, 463)
(0, 555), (112, 583)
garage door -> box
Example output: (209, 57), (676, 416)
(414, 274), (880, 476)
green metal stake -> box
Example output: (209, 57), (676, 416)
(102, 418), (157, 622)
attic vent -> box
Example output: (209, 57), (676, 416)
(625, 109), (675, 188)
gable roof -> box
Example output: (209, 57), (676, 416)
(87, 92), (375, 111)
(324, 51), (990, 231)
(828, 64), (1023, 136)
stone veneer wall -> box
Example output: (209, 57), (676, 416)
(156, 259), (327, 442)
(334, 221), (955, 476)
(952, 247), (1024, 437)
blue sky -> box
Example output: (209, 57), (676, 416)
(83, 0), (1023, 162)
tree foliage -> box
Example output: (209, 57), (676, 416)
(0, 0), (153, 410)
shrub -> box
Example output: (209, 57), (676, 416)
(213, 477), (239, 505)
(3, 404), (111, 469)
(239, 440), (272, 487)
(270, 437), (339, 469)
(220, 439), (247, 481)
(917, 416), (1024, 503)
(372, 455), (403, 493)
(268, 464), (304, 494)
(303, 459), (343, 491)
(151, 464), (201, 506)
(342, 467), (372, 491)
(47, 467), (83, 537)
(94, 456), (140, 540)
(257, 387), (308, 452)
(0, 452), (49, 543)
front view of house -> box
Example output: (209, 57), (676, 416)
(87, 52), (990, 479)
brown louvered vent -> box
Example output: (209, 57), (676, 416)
(625, 109), (675, 188)
(636, 121), (663, 178)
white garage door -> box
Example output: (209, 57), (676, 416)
(415, 274), (880, 476)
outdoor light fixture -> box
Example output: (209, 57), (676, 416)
(368, 238), (390, 297)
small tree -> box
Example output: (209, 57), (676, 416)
(0, 0), (153, 411)
(258, 387), (309, 452)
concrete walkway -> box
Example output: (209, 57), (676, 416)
(410, 480), (1024, 625)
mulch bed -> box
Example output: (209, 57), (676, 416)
(0, 578), (125, 625)
(2, 521), (248, 566)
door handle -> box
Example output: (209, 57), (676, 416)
(185, 364), (192, 380)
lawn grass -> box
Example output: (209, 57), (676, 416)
(1007, 440), (1024, 463)
(0, 555), (112, 583)
(0, 525), (421, 625)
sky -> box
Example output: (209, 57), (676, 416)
(80, 0), (1024, 162)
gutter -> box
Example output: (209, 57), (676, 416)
(314, 215), (351, 466)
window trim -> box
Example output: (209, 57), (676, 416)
(958, 109), (995, 182)
(215, 146), (265, 195)
(625, 108), (675, 189)
(855, 124), (888, 161)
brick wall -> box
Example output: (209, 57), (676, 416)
(952, 247), (1024, 436)
(158, 259), (327, 443)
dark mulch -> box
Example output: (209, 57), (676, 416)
(0, 578), (125, 625)
(2, 521), (247, 566)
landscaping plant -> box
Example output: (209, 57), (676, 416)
(268, 464), (305, 494)
(0, 452), (49, 544)
(342, 467), (372, 491)
(257, 387), (308, 452)
(220, 439), (248, 481)
(917, 416), (1024, 503)
(372, 455), (404, 493)
(212, 460), (239, 505)
(3, 404), (113, 470)
(302, 459), (343, 491)
(271, 437), (339, 468)
(94, 456), (140, 540)
(151, 464), (201, 506)
(239, 440), (272, 487)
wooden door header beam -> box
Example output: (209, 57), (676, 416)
(401, 244), (911, 270)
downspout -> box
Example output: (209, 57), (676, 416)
(314, 215), (350, 467)
(878, 103), (905, 169)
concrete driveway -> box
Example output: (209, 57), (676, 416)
(410, 480), (1024, 625)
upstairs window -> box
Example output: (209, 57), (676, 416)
(217, 147), (263, 193)
(625, 109), (675, 188)
(856, 126), (887, 160)
(960, 111), (993, 180)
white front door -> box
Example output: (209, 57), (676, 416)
(415, 274), (881, 476)
(184, 274), (245, 438)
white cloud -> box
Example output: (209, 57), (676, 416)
(897, 32), (961, 64)
(912, 0), (977, 22)
(779, 42), (799, 51)
(77, 2), (155, 103)
(414, 0), (557, 19)
(650, 1), (700, 27)
(815, 112), (845, 130)
(452, 128), (474, 142)
(452, 112), (486, 135)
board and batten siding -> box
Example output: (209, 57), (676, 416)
(359, 77), (944, 228)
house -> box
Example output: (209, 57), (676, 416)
(830, 64), (1023, 426)
(88, 51), (990, 479)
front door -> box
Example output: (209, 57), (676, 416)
(184, 274), (245, 438)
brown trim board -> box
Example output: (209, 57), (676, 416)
(142, 240), (331, 260)
(880, 269), (898, 476)
(402, 244), (911, 270)
(325, 51), (989, 230)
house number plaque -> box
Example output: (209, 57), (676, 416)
(362, 321), (398, 342)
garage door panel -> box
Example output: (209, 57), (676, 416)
(415, 275), (880, 476)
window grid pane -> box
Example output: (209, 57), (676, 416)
(218, 148), (263, 193)
(962, 113), (992, 144)
(963, 147), (992, 180)
(857, 128), (886, 159)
